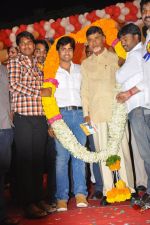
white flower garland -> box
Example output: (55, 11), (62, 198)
(51, 85), (127, 163)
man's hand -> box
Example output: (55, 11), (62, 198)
(48, 126), (56, 138)
(40, 87), (52, 97)
(10, 111), (14, 122)
(84, 116), (91, 124)
(116, 91), (131, 103)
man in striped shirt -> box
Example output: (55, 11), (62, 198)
(7, 31), (52, 219)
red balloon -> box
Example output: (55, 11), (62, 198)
(40, 20), (45, 26)
(69, 15), (78, 25)
(51, 21), (60, 29)
(16, 29), (22, 35)
(56, 18), (61, 23)
(105, 6), (114, 15)
(125, 14), (137, 21)
(54, 33), (61, 39)
(19, 24), (27, 31)
(4, 38), (12, 47)
(38, 28), (46, 38)
(86, 12), (94, 21)
(73, 22), (82, 32)
(5, 29), (11, 36)
(34, 22), (40, 30)
(57, 26), (65, 35)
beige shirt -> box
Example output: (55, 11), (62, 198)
(81, 48), (119, 123)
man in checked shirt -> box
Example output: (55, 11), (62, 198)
(7, 31), (52, 219)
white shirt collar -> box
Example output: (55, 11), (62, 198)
(58, 61), (74, 73)
(127, 42), (143, 57)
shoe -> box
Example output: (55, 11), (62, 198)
(49, 202), (57, 212)
(0, 217), (20, 225)
(136, 185), (147, 192)
(76, 194), (88, 207)
(37, 200), (56, 214)
(91, 191), (103, 200)
(100, 196), (109, 206)
(141, 193), (150, 204)
(57, 200), (67, 212)
(131, 192), (139, 199)
(25, 203), (47, 219)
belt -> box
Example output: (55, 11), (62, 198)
(60, 106), (82, 111)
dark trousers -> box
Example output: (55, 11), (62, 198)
(88, 135), (103, 192)
(13, 113), (47, 206)
(45, 136), (56, 204)
(0, 128), (13, 222)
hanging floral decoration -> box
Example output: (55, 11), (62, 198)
(106, 155), (131, 203)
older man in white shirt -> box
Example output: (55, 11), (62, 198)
(116, 22), (150, 205)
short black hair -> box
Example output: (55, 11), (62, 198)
(16, 31), (35, 46)
(56, 36), (75, 51)
(86, 26), (104, 38)
(35, 39), (49, 53)
(140, 0), (150, 12)
(117, 23), (141, 41)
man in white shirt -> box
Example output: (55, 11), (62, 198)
(116, 22), (150, 205)
(49, 36), (88, 212)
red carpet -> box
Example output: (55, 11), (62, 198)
(8, 198), (150, 225)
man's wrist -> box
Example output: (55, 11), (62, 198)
(128, 89), (134, 97)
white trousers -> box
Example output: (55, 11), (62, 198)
(93, 122), (135, 195)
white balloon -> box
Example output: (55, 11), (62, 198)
(27, 25), (34, 33)
(12, 26), (19, 34)
(121, 7), (130, 15)
(78, 15), (86, 24)
(133, 0), (140, 7)
(46, 29), (55, 38)
(82, 21), (91, 28)
(96, 9), (105, 18)
(9, 33), (16, 42)
(66, 24), (74, 33)
(116, 3), (125, 8)
(44, 22), (50, 31)
(60, 18), (68, 27)
(49, 19), (55, 23)
(118, 15), (125, 21)
(104, 14), (111, 19)
(48, 28), (55, 36)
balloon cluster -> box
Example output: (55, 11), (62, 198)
(0, 0), (140, 50)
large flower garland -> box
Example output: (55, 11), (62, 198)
(42, 84), (127, 163)
(42, 18), (127, 163)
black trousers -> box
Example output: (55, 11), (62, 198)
(45, 136), (56, 203)
(13, 113), (48, 206)
(0, 128), (13, 222)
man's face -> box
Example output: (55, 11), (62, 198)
(34, 43), (47, 64)
(19, 37), (35, 57)
(120, 34), (139, 52)
(8, 47), (18, 59)
(87, 32), (105, 55)
(58, 43), (73, 63)
(141, 2), (150, 29)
